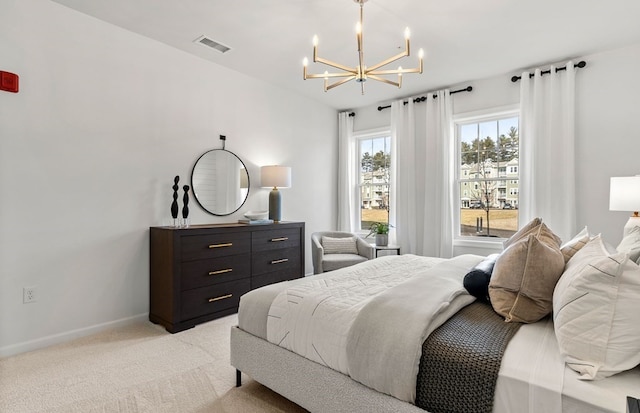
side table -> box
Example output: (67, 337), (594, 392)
(373, 244), (401, 258)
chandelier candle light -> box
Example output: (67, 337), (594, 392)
(303, 0), (424, 94)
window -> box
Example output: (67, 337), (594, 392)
(357, 131), (391, 231)
(456, 110), (519, 239)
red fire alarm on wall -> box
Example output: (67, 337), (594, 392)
(0, 71), (19, 93)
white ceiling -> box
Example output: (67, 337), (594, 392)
(51, 0), (640, 110)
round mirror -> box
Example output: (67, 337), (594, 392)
(191, 149), (250, 216)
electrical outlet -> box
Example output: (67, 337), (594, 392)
(23, 287), (37, 303)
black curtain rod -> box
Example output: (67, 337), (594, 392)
(376, 86), (473, 112)
(510, 60), (586, 83)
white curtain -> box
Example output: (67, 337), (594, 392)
(390, 90), (454, 257)
(337, 111), (358, 232)
(519, 62), (576, 241)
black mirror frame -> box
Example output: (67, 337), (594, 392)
(190, 149), (250, 216)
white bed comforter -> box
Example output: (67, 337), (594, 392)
(266, 254), (483, 403)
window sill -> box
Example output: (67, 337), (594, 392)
(453, 238), (505, 250)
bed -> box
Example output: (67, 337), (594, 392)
(230, 250), (640, 413)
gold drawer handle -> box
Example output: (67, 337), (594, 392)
(270, 237), (289, 242)
(209, 268), (233, 276)
(209, 242), (233, 249)
(208, 294), (232, 303)
(271, 258), (289, 265)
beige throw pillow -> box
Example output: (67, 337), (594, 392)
(321, 236), (359, 255)
(560, 226), (590, 263)
(503, 217), (543, 249)
(553, 235), (640, 379)
(489, 223), (564, 323)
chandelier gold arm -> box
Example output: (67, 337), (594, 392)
(313, 56), (355, 73)
(367, 74), (400, 88)
(366, 49), (409, 72)
(369, 65), (423, 76)
(304, 72), (356, 79)
(325, 76), (357, 92)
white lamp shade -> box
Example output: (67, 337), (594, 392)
(261, 165), (291, 189)
(609, 176), (640, 212)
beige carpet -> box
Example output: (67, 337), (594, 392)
(0, 315), (308, 413)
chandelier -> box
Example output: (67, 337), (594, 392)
(302, 0), (424, 94)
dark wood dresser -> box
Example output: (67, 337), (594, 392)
(149, 221), (305, 333)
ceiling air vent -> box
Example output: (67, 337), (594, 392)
(194, 35), (231, 54)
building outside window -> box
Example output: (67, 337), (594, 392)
(456, 111), (519, 239)
(357, 132), (391, 231)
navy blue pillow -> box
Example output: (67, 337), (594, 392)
(463, 253), (500, 303)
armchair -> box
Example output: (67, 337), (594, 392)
(311, 231), (374, 274)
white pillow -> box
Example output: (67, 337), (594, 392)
(553, 235), (640, 379)
(321, 236), (358, 255)
(616, 225), (640, 262)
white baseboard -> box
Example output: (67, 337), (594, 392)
(0, 313), (149, 358)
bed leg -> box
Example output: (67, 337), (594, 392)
(236, 369), (242, 387)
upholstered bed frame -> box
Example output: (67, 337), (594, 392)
(230, 326), (424, 413)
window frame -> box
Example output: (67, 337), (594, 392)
(452, 105), (520, 246)
(352, 127), (392, 237)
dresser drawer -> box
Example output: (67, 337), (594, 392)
(252, 228), (301, 253)
(181, 278), (250, 321)
(181, 254), (251, 290)
(252, 247), (302, 277)
(180, 232), (250, 261)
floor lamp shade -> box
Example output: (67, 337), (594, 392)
(609, 176), (640, 236)
(261, 166), (291, 222)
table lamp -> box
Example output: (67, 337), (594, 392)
(609, 176), (640, 237)
(261, 165), (291, 222)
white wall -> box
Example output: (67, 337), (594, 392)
(353, 42), (640, 254)
(574, 43), (640, 244)
(0, 0), (337, 356)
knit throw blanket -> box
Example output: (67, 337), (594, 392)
(415, 302), (522, 413)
